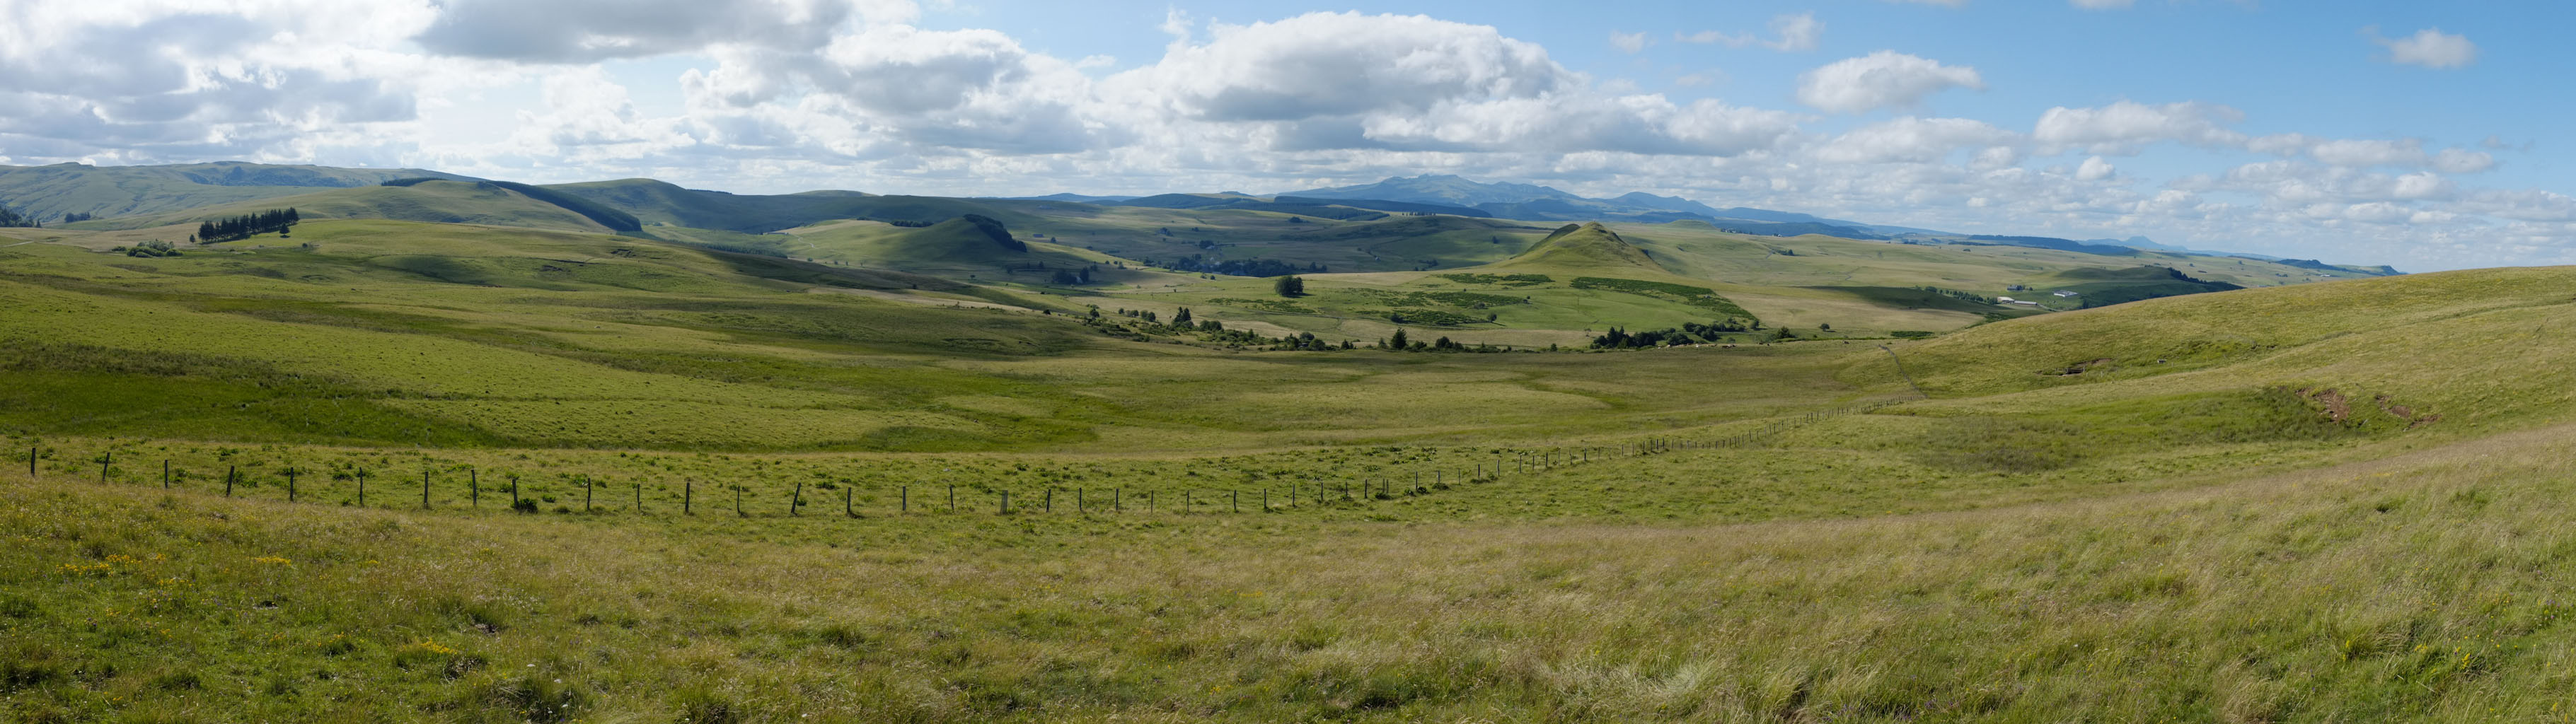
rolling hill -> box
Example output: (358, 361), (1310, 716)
(0, 161), (473, 223)
(86, 180), (623, 235)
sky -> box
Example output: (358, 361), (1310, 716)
(1, 1), (2570, 270)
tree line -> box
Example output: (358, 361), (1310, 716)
(0, 204), (35, 228)
(197, 209), (299, 243)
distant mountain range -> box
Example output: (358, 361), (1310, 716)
(1280, 175), (1888, 238)
(0, 162), (2396, 274)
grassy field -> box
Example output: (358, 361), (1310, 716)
(6, 212), (2572, 721)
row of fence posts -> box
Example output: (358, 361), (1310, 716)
(30, 405), (1876, 518)
(16, 355), (1927, 514)
(22, 444), (1629, 518)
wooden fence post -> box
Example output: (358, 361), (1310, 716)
(226, 465), (236, 497)
(734, 487), (744, 518)
(470, 469), (478, 507)
(1232, 489), (1239, 513)
(1078, 488), (1085, 513)
(792, 482), (803, 516)
(1045, 487), (1053, 513)
(355, 469), (364, 505)
(510, 476), (521, 510)
(1263, 489), (1269, 510)
(683, 479), (692, 515)
(1115, 488), (1121, 512)
(844, 487), (853, 518)
(422, 470), (431, 509)
(26, 446), (33, 479)
(100, 452), (110, 484)
(635, 484), (644, 513)
(1000, 490), (1010, 515)
(901, 486), (908, 513)
(947, 484), (955, 512)
(287, 468), (296, 502)
(584, 477), (593, 513)
(163, 460), (171, 489)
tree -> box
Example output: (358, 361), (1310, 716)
(1273, 274), (1305, 297)
(1172, 308), (1192, 327)
(1389, 328), (1409, 349)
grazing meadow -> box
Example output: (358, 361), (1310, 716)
(6, 213), (2576, 721)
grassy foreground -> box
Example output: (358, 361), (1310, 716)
(8, 421), (2576, 723)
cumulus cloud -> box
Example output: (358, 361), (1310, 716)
(2076, 156), (2115, 181)
(2371, 28), (2477, 69)
(1676, 13), (1819, 52)
(1610, 31), (1649, 53)
(1128, 13), (1570, 122)
(1795, 51), (1983, 114)
(1815, 117), (2016, 164)
(415, 0), (891, 62)
(2032, 100), (2246, 154)
(0, 1), (436, 161)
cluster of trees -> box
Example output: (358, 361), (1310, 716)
(1375, 328), (1518, 354)
(959, 214), (1026, 252)
(1273, 274), (1305, 297)
(0, 204), (35, 228)
(115, 240), (181, 257)
(60, 211), (93, 223)
(1084, 305), (1356, 351)
(1146, 255), (1322, 278)
(1590, 317), (1765, 349)
(1913, 286), (1994, 305)
(197, 209), (299, 243)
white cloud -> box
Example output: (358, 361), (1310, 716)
(1816, 117), (2017, 164)
(1125, 13), (1570, 123)
(2076, 156), (2115, 181)
(2309, 138), (2425, 167)
(1795, 51), (1983, 114)
(2391, 172), (2454, 200)
(2032, 100), (2245, 154)
(2372, 28), (2477, 69)
(414, 0), (881, 62)
(2433, 148), (2497, 173)
(1676, 13), (1819, 52)
(1610, 31), (1649, 53)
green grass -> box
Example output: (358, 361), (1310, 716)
(9, 213), (2576, 721)
(93, 180), (616, 234)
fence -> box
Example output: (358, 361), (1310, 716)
(10, 346), (1931, 518)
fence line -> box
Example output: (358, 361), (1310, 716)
(9, 389), (1926, 518)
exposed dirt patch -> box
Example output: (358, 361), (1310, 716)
(2045, 358), (2115, 376)
(2376, 394), (2443, 428)
(2299, 387), (2355, 422)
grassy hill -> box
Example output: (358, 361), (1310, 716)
(86, 180), (620, 235)
(0, 161), (471, 223)
(1489, 222), (1664, 272)
(6, 208), (2576, 720)
(543, 178), (1037, 233)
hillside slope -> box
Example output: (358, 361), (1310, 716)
(0, 161), (471, 222)
(89, 180), (619, 234)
